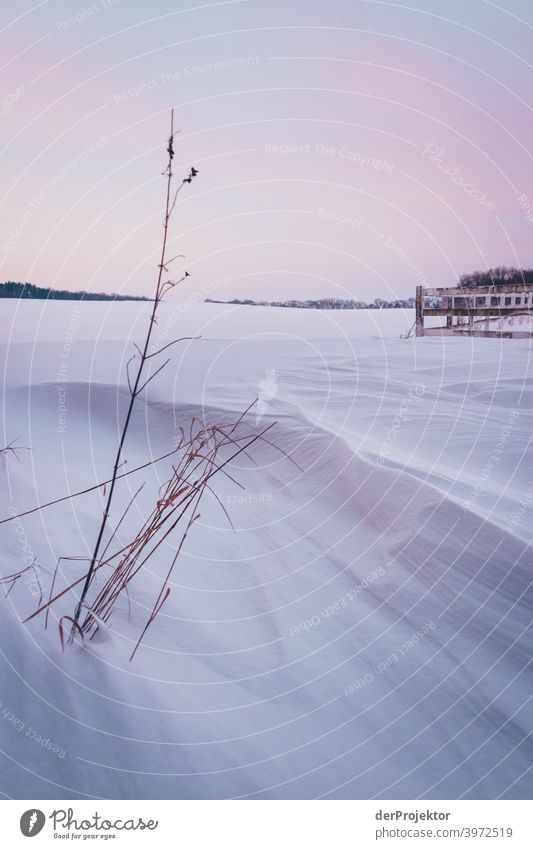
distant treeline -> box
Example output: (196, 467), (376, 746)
(0, 282), (150, 301)
(205, 297), (416, 309)
(460, 267), (533, 288)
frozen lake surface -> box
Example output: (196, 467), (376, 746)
(0, 299), (531, 799)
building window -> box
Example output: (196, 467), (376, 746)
(515, 297), (521, 305)
(505, 296), (512, 305)
(475, 296), (486, 306)
(491, 296), (500, 306)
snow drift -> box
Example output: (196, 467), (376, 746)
(0, 300), (531, 799)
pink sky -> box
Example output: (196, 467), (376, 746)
(1, 0), (533, 301)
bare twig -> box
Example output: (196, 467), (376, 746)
(135, 358), (170, 396)
(59, 616), (84, 651)
(70, 109), (198, 639)
(5, 114), (284, 661)
(0, 444), (185, 526)
(1, 438), (31, 461)
(146, 336), (199, 359)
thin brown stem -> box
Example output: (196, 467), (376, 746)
(70, 109), (194, 638)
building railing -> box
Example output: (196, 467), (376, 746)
(415, 284), (533, 338)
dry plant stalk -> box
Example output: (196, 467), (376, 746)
(3, 111), (290, 658)
(70, 109), (198, 638)
(1, 439), (30, 461)
(82, 411), (275, 660)
(0, 561), (43, 605)
(25, 406), (278, 659)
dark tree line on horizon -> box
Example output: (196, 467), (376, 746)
(5, 266), (532, 305)
(460, 267), (533, 288)
(205, 296), (417, 309)
(0, 281), (150, 301)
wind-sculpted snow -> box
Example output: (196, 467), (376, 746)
(0, 301), (531, 798)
